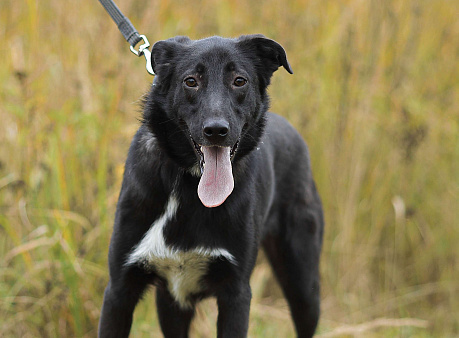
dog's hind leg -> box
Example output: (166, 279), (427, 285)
(156, 288), (195, 338)
(262, 194), (323, 338)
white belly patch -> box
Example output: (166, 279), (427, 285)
(126, 193), (236, 308)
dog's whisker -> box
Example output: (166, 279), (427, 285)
(158, 117), (179, 125)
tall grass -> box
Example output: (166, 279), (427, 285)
(1, 0), (458, 336)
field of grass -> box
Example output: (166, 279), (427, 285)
(1, 0), (458, 336)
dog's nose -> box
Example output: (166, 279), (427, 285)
(203, 119), (229, 143)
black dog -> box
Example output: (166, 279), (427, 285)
(99, 35), (323, 338)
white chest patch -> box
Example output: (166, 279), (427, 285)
(126, 193), (236, 308)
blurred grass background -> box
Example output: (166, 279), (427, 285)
(1, 0), (458, 336)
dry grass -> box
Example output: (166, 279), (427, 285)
(1, 0), (458, 336)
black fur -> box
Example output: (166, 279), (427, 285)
(99, 35), (323, 338)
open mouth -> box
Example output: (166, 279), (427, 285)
(191, 136), (239, 174)
(190, 136), (239, 208)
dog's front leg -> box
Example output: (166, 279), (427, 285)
(156, 288), (195, 338)
(98, 277), (148, 338)
(216, 283), (252, 338)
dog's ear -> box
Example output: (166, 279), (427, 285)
(151, 36), (191, 77)
(237, 34), (293, 85)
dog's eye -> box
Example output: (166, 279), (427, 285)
(233, 77), (247, 87)
(184, 77), (198, 88)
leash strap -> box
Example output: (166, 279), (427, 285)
(99, 0), (155, 75)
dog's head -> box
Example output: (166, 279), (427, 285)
(143, 35), (292, 207)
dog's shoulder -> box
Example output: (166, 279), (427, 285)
(119, 125), (172, 203)
(128, 125), (160, 159)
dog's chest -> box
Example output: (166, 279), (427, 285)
(126, 194), (235, 308)
(146, 251), (214, 307)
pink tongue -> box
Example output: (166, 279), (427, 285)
(198, 146), (234, 208)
